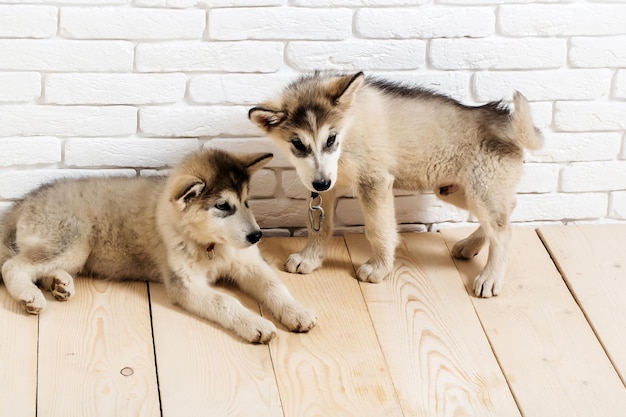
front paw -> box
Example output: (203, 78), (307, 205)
(51, 276), (75, 301)
(21, 289), (47, 315)
(452, 236), (484, 259)
(473, 272), (503, 298)
(237, 316), (277, 344)
(356, 261), (390, 284)
(279, 304), (317, 333)
(285, 252), (322, 274)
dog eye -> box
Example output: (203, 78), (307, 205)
(326, 133), (337, 148)
(214, 202), (231, 211)
(291, 138), (307, 153)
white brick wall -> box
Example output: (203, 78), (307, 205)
(0, 1), (624, 233)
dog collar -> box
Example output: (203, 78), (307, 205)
(206, 243), (216, 260)
(309, 192), (325, 232)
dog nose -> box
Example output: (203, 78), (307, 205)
(312, 179), (331, 191)
(246, 230), (263, 245)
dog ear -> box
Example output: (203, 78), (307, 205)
(171, 175), (205, 211)
(331, 72), (365, 108)
(248, 107), (286, 132)
(238, 153), (274, 176)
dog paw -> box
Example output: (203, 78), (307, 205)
(473, 273), (503, 298)
(452, 237), (484, 259)
(279, 304), (317, 333)
(285, 252), (322, 274)
(21, 290), (46, 315)
(51, 277), (75, 301)
(237, 317), (277, 344)
(356, 262), (390, 284)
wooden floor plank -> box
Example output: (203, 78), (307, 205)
(441, 227), (626, 417)
(261, 236), (403, 417)
(37, 279), (160, 417)
(344, 232), (521, 417)
(538, 224), (626, 384)
(149, 282), (282, 417)
(0, 286), (37, 417)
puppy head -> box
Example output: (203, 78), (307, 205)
(166, 149), (272, 249)
(249, 72), (364, 193)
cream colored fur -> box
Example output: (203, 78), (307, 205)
(249, 72), (543, 297)
(0, 149), (316, 343)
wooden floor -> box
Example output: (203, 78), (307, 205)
(2, 225), (626, 417)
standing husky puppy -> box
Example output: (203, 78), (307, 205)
(249, 72), (543, 297)
(0, 149), (316, 343)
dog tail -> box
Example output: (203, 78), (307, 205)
(512, 91), (543, 151)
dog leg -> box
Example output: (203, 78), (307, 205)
(2, 256), (47, 314)
(233, 259), (317, 333)
(452, 226), (486, 259)
(165, 269), (278, 343)
(356, 173), (398, 283)
(466, 191), (515, 297)
(473, 223), (511, 298)
(285, 188), (337, 274)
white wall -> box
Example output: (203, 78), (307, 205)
(0, 0), (625, 233)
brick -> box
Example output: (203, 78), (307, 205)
(249, 198), (307, 228)
(293, 0), (427, 5)
(335, 194), (468, 226)
(0, 169), (136, 200)
(250, 169), (277, 198)
(499, 4), (626, 36)
(614, 70), (626, 98)
(60, 7), (205, 40)
(136, 41), (282, 72)
(0, 72), (41, 103)
(260, 228), (291, 237)
(209, 8), (352, 40)
(0, 40), (133, 71)
(65, 138), (199, 168)
(517, 163), (559, 193)
(528, 102), (553, 129)
(0, 5), (56, 38)
(0, 0), (126, 3)
(189, 74), (293, 105)
(203, 138), (290, 168)
(474, 69), (611, 101)
(610, 192), (626, 220)
(430, 38), (565, 70)
(0, 106), (137, 137)
(555, 102), (626, 131)
(0, 137), (61, 167)
(526, 132), (622, 163)
(511, 193), (608, 222)
(135, 0), (284, 6)
(355, 7), (493, 39)
(282, 170), (308, 199)
(287, 40), (426, 71)
(561, 161), (626, 192)
(140, 107), (258, 137)
(45, 73), (186, 105)
(570, 36), (626, 68)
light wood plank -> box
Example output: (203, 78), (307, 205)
(150, 282), (282, 417)
(37, 279), (160, 417)
(261, 236), (403, 417)
(345, 232), (521, 417)
(441, 227), (626, 417)
(539, 224), (626, 384)
(0, 286), (37, 417)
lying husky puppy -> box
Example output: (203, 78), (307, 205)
(0, 149), (316, 343)
(249, 72), (543, 297)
